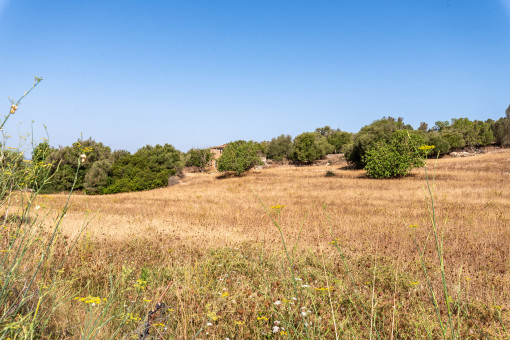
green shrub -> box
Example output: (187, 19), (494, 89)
(427, 133), (451, 155)
(267, 134), (293, 161)
(292, 132), (333, 163)
(104, 144), (183, 193)
(186, 148), (213, 170)
(217, 140), (261, 176)
(325, 170), (336, 177)
(84, 159), (112, 194)
(442, 131), (466, 149)
(345, 118), (407, 168)
(363, 130), (426, 179)
(326, 130), (352, 154)
(44, 138), (112, 192)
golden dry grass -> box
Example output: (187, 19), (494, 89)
(39, 150), (510, 304)
(4, 149), (508, 338)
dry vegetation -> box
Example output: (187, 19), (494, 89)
(3, 150), (510, 338)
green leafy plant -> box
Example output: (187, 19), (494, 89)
(345, 118), (408, 168)
(186, 148), (213, 171)
(363, 130), (427, 179)
(267, 134), (293, 161)
(217, 140), (261, 176)
(292, 132), (332, 163)
(104, 144), (183, 193)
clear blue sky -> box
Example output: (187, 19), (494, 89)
(1, 1), (509, 153)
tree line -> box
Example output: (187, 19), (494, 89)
(30, 108), (510, 193)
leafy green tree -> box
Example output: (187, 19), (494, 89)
(345, 118), (407, 168)
(433, 121), (450, 131)
(32, 141), (52, 163)
(442, 131), (466, 149)
(253, 141), (269, 157)
(84, 159), (112, 194)
(292, 132), (333, 163)
(474, 120), (494, 146)
(418, 122), (428, 131)
(315, 126), (334, 136)
(45, 138), (112, 192)
(186, 148), (213, 171)
(427, 133), (451, 155)
(326, 130), (352, 154)
(30, 141), (55, 191)
(267, 134), (293, 161)
(217, 140), (261, 176)
(363, 130), (426, 179)
(104, 144), (183, 193)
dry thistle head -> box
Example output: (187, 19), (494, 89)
(80, 154), (87, 163)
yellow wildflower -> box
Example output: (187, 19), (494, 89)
(221, 292), (229, 297)
(409, 224), (420, 229)
(207, 311), (218, 321)
(418, 145), (435, 150)
(234, 320), (245, 325)
(257, 316), (268, 321)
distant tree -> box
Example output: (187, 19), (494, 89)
(427, 132), (451, 155)
(253, 141), (269, 157)
(111, 149), (131, 162)
(315, 126), (334, 136)
(363, 130), (426, 179)
(104, 144), (183, 193)
(504, 105), (510, 146)
(292, 132), (333, 163)
(418, 122), (428, 131)
(84, 159), (113, 194)
(433, 121), (450, 131)
(186, 148), (213, 171)
(345, 118), (408, 168)
(442, 131), (466, 149)
(32, 141), (52, 163)
(474, 120), (494, 146)
(45, 138), (112, 192)
(31, 141), (54, 191)
(217, 141), (261, 176)
(267, 134), (293, 161)
(326, 130), (352, 154)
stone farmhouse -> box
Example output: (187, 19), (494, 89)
(209, 144), (226, 168)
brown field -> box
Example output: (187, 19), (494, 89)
(21, 149), (510, 338)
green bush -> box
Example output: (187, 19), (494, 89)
(427, 133), (451, 155)
(363, 130), (426, 179)
(44, 138), (112, 192)
(186, 148), (213, 170)
(267, 134), (293, 161)
(442, 131), (466, 149)
(326, 130), (352, 154)
(84, 159), (113, 194)
(490, 106), (510, 146)
(292, 132), (333, 163)
(217, 140), (261, 176)
(104, 144), (183, 193)
(345, 118), (407, 168)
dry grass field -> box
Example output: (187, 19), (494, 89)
(4, 150), (510, 338)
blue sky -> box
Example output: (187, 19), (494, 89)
(1, 1), (509, 153)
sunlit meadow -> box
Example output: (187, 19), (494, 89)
(1, 83), (509, 339)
